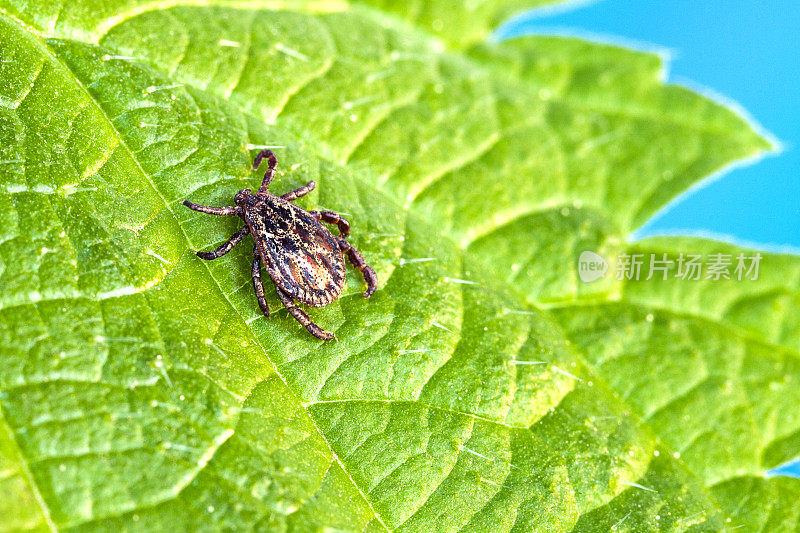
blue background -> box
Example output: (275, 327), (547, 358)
(497, 0), (800, 476)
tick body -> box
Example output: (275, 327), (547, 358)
(183, 150), (377, 340)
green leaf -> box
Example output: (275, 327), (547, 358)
(550, 237), (800, 531)
(624, 237), (800, 352)
(0, 0), (796, 531)
(0, 0), (562, 48)
(1, 411), (54, 532)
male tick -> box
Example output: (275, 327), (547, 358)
(183, 150), (377, 340)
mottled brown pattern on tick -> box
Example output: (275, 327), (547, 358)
(183, 150), (377, 340)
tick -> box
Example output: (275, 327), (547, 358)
(183, 150), (377, 340)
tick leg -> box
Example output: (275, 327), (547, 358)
(275, 287), (335, 341)
(183, 200), (240, 217)
(251, 245), (270, 318)
(196, 226), (249, 260)
(281, 181), (315, 202)
(337, 237), (377, 298)
(252, 149), (277, 193)
(310, 210), (351, 238)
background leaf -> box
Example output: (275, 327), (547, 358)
(0, 0), (797, 531)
